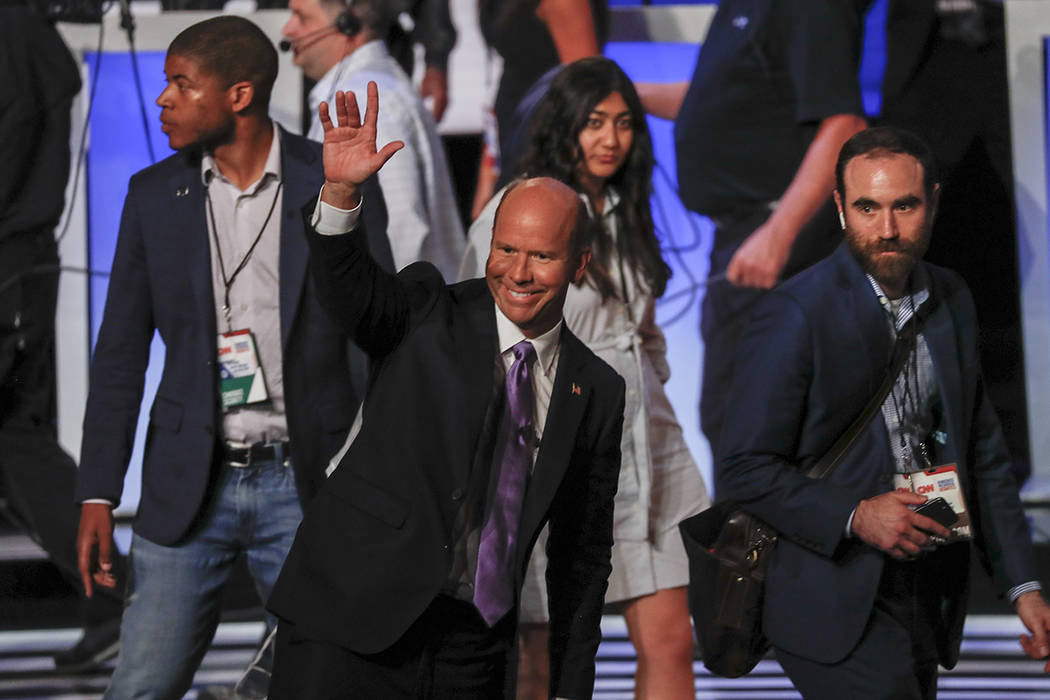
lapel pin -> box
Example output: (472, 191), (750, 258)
(176, 186), (190, 197)
(571, 383), (581, 396)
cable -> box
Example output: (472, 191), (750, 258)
(650, 158), (718, 327)
(56, 15), (105, 246)
(122, 0), (156, 164)
(0, 264), (111, 298)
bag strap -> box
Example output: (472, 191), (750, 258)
(804, 319), (919, 481)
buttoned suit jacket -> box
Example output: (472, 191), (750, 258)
(267, 217), (626, 699)
(718, 244), (1037, 667)
(75, 126), (391, 546)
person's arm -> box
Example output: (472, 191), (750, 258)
(717, 292), (861, 555)
(75, 183), (156, 596)
(471, 133), (500, 221)
(536, 0), (599, 63)
(416, 0), (456, 122)
(633, 81), (690, 122)
(307, 86), (426, 359)
(546, 376), (625, 699)
(726, 112), (866, 289)
(636, 298), (670, 384)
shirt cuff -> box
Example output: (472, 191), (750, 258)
(1009, 581), (1043, 604)
(82, 498), (114, 507)
(310, 186), (363, 235)
(845, 508), (857, 537)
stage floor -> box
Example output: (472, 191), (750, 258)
(2, 615), (1050, 699)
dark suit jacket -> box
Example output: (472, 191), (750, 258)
(267, 216), (625, 699)
(75, 126), (391, 546)
(718, 244), (1037, 667)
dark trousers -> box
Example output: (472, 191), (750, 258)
(0, 231), (124, 626)
(776, 558), (945, 700)
(699, 201), (841, 456)
(270, 596), (516, 699)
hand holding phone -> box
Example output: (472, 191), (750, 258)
(914, 496), (958, 529)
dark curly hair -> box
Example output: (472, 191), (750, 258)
(516, 57), (670, 299)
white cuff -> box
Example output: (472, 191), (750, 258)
(82, 498), (114, 507)
(311, 186), (363, 235)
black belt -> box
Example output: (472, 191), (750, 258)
(222, 440), (290, 467)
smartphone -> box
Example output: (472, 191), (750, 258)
(914, 496), (958, 528)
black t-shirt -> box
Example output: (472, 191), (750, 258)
(480, 0), (607, 163)
(0, 6), (81, 241)
(674, 0), (867, 217)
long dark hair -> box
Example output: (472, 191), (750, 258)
(516, 57), (670, 299)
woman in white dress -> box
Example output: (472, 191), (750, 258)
(460, 56), (710, 700)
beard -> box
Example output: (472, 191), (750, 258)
(845, 227), (930, 294)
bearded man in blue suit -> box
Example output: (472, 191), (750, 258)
(718, 127), (1050, 699)
(73, 16), (389, 699)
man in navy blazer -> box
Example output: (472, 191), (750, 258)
(718, 127), (1050, 698)
(73, 17), (389, 699)
(267, 86), (625, 699)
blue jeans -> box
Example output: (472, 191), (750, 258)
(104, 453), (303, 700)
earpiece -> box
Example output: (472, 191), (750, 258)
(838, 210), (846, 229)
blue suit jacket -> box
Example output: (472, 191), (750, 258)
(718, 244), (1037, 666)
(76, 126), (391, 546)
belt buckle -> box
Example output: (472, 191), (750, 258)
(225, 441), (252, 468)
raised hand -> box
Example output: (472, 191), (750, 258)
(319, 81), (404, 209)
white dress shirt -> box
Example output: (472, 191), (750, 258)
(202, 123), (288, 445)
(308, 40), (464, 280)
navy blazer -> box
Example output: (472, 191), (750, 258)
(718, 244), (1037, 666)
(76, 126), (391, 546)
(268, 219), (625, 700)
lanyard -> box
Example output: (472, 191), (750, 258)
(887, 294), (932, 469)
(205, 178), (283, 332)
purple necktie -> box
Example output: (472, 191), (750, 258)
(474, 339), (536, 626)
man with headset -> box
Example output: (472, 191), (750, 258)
(282, 0), (464, 281)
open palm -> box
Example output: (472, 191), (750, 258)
(320, 82), (404, 188)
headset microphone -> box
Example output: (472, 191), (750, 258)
(280, 6), (362, 52)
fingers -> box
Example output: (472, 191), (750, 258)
(341, 90), (362, 129)
(375, 140), (406, 167)
(362, 81), (379, 133)
(1020, 633), (1050, 661)
(319, 100), (333, 134)
(913, 512), (952, 539)
(895, 490), (929, 506)
(77, 530), (94, 598)
(95, 536), (117, 589)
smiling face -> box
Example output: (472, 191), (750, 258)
(282, 0), (347, 82)
(834, 152), (939, 298)
(156, 53), (236, 151)
(574, 91), (634, 197)
(486, 180), (591, 338)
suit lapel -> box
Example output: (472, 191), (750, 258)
(921, 270), (964, 464)
(169, 154), (216, 334)
(278, 128), (322, 349)
(459, 291), (500, 483)
(519, 328), (588, 543)
(834, 245), (892, 393)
